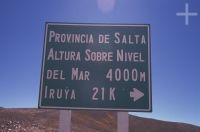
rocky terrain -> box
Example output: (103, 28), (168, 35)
(0, 108), (199, 132)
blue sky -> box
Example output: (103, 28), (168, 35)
(0, 0), (200, 126)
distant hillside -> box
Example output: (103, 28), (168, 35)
(0, 108), (199, 132)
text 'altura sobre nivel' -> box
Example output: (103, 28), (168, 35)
(47, 48), (144, 62)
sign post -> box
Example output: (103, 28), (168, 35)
(117, 112), (129, 132)
(59, 110), (71, 132)
(38, 23), (152, 111)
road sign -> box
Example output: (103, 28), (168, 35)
(38, 23), (152, 111)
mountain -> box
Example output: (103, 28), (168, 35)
(0, 108), (199, 132)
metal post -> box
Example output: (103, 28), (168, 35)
(117, 112), (129, 132)
(59, 110), (71, 132)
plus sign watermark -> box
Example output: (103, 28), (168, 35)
(176, 3), (198, 25)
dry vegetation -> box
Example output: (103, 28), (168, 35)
(0, 108), (199, 132)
